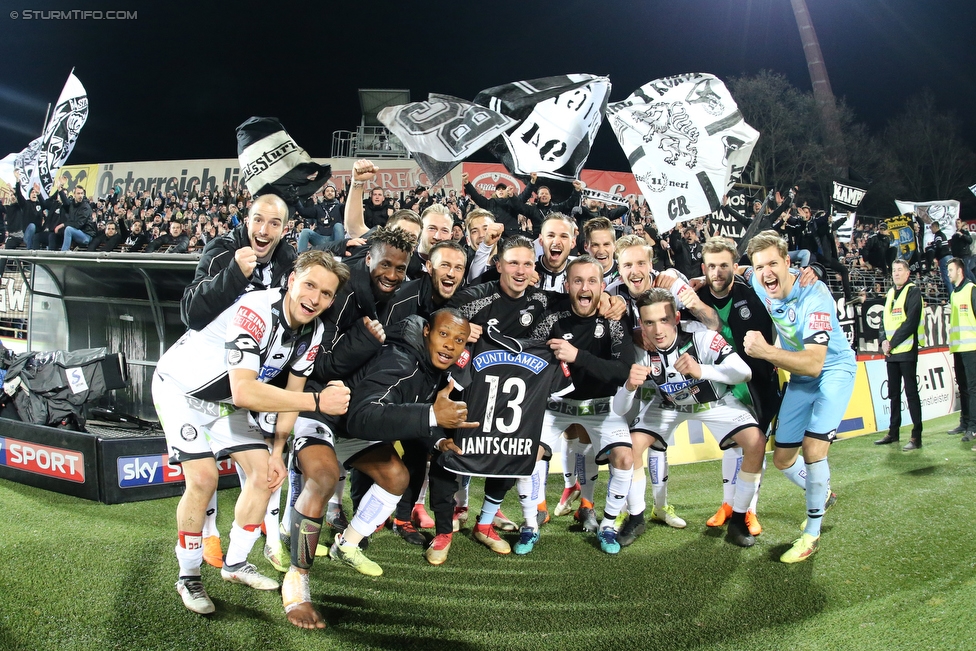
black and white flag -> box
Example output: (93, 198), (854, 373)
(832, 178), (869, 209)
(14, 72), (89, 200)
(473, 74), (611, 182)
(895, 199), (960, 243)
(608, 73), (759, 233)
(378, 95), (515, 186)
(237, 117), (331, 204)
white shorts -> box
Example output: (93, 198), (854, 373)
(291, 415), (385, 470)
(631, 392), (759, 451)
(543, 396), (632, 464)
(152, 373), (267, 464)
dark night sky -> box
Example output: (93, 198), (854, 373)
(1, 0), (974, 173)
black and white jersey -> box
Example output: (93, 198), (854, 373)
(636, 323), (749, 406)
(531, 310), (633, 400)
(440, 334), (573, 478)
(156, 287), (322, 402)
(536, 258), (572, 293)
(603, 261), (623, 295)
(449, 281), (562, 339)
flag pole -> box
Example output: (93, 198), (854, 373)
(41, 103), (51, 135)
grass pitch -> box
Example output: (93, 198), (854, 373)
(2, 414), (974, 651)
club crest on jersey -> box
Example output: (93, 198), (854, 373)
(649, 354), (662, 376)
(180, 424), (198, 441)
(296, 342), (308, 358)
(473, 350), (547, 375)
(519, 311), (533, 327)
(787, 307), (796, 323)
(594, 323), (605, 338)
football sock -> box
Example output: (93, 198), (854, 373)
(647, 448), (669, 509)
(202, 494), (219, 538)
(478, 495), (503, 526)
(346, 484), (400, 544)
(626, 465), (647, 516)
(781, 457), (808, 489)
(289, 510), (323, 570)
(561, 436), (577, 488)
(803, 459), (830, 537)
(264, 485), (281, 540)
(328, 472), (346, 508)
(415, 463), (430, 505)
(732, 470), (761, 514)
(578, 443), (597, 505)
(455, 475), (471, 508)
(749, 456), (766, 512)
(602, 464), (633, 524)
(224, 522), (262, 567)
(722, 447), (742, 505)
(176, 531), (203, 576)
(517, 460), (546, 530)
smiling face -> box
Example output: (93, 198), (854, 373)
(565, 261), (605, 318)
(366, 243), (409, 296)
(424, 311), (471, 371)
(421, 214), (453, 255)
(617, 245), (653, 295)
(540, 218), (574, 272)
(639, 300), (678, 352)
(584, 228), (616, 273)
(427, 247), (466, 302)
(466, 214), (492, 249)
(284, 264), (340, 327)
(702, 249), (736, 298)
(750, 245), (793, 300)
(497, 245), (536, 299)
(247, 196), (286, 261)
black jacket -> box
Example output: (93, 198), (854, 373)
(145, 232), (190, 254)
(950, 229), (973, 257)
(464, 182), (532, 235)
(58, 189), (95, 235)
(364, 200), (393, 229)
(181, 223), (296, 330)
(297, 197), (343, 235)
(342, 315), (448, 447)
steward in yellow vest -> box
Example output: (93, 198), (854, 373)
(946, 258), (976, 445)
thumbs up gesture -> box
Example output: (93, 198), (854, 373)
(433, 383), (479, 429)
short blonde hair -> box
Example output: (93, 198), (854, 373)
(745, 230), (788, 261)
(615, 234), (651, 261)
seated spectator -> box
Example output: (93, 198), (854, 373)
(87, 221), (124, 251)
(145, 220), (190, 253)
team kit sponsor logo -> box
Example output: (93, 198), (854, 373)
(233, 307), (266, 340)
(117, 455), (236, 488)
(0, 437), (85, 483)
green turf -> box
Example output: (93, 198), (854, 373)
(3, 414), (975, 651)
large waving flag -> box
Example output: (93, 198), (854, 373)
(608, 73), (759, 233)
(473, 74), (611, 182)
(895, 199), (960, 243)
(378, 95), (515, 186)
(14, 72), (89, 200)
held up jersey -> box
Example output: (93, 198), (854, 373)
(439, 334), (573, 478)
(633, 323), (750, 407)
(746, 271), (856, 379)
(155, 287), (323, 402)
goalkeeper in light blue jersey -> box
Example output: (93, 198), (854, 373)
(741, 231), (856, 564)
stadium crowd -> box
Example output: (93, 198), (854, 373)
(1, 166), (962, 304)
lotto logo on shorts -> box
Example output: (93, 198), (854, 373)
(0, 437), (85, 483)
(233, 306), (266, 340)
(807, 312), (833, 331)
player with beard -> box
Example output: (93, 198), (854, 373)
(180, 193), (297, 568)
(407, 204), (454, 279)
(382, 240), (468, 544)
(743, 231), (855, 563)
(513, 256), (635, 554)
(536, 213), (577, 292)
(464, 209), (504, 283)
(695, 237), (780, 536)
(612, 289), (768, 549)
